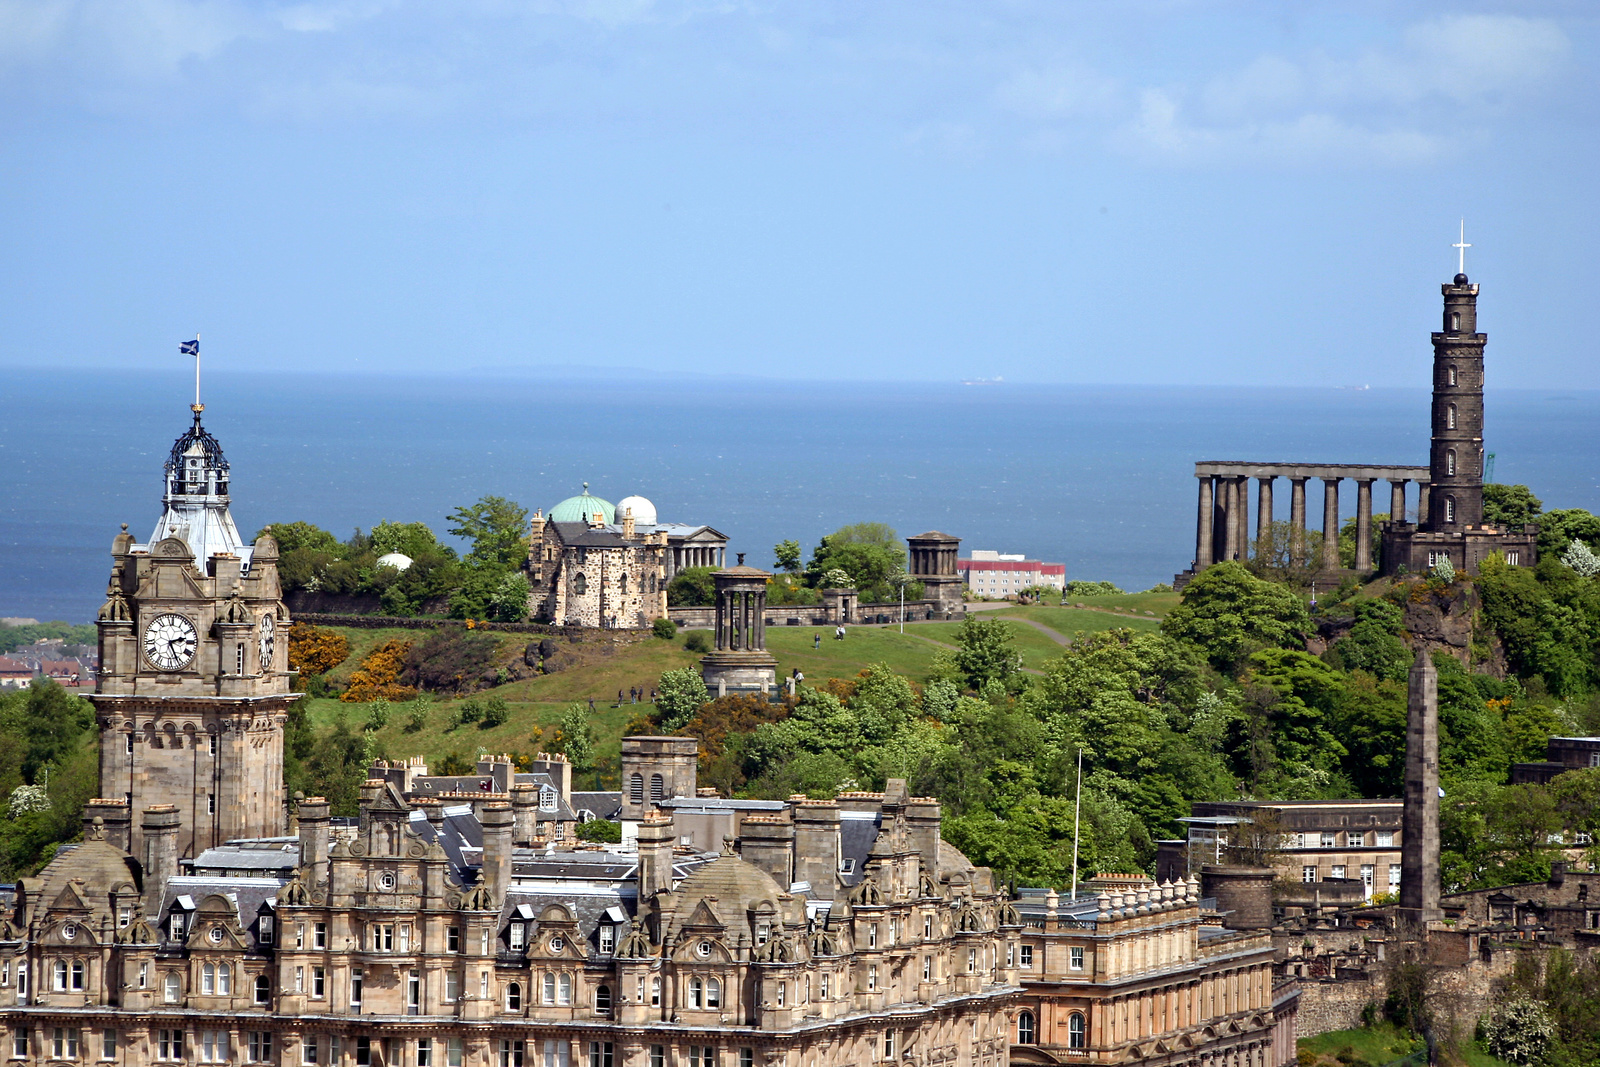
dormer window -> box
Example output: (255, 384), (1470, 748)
(598, 926), (615, 955)
(838, 859), (854, 875)
(755, 922), (770, 945)
(508, 924), (525, 951)
(539, 788), (557, 812)
(169, 914), (186, 941)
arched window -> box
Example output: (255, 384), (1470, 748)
(630, 774), (643, 803)
(619, 572), (628, 595)
(1069, 1012), (1087, 1049)
(254, 975), (270, 1005)
(215, 962), (229, 995)
(705, 978), (721, 1009)
(1447, 449), (1456, 476)
(1446, 497), (1457, 523)
(595, 985), (612, 1015)
(557, 973), (572, 1006)
(1448, 404), (1457, 429)
(506, 982), (521, 1011)
(1018, 1011), (1036, 1044)
(542, 973), (555, 1005)
(688, 977), (703, 1009)
(70, 960), (84, 991)
(1450, 311), (1461, 332)
(202, 962), (215, 994)
(573, 573), (588, 596)
(163, 972), (180, 1004)
(650, 774), (664, 803)
(52, 961), (66, 991)
(1449, 365), (1458, 386)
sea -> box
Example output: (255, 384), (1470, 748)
(2, 367), (1597, 624)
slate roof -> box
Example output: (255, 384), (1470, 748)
(160, 875), (286, 951)
(185, 838), (300, 877)
(501, 885), (636, 951)
(838, 810), (880, 887)
(570, 791), (623, 820)
(550, 522), (635, 548)
(409, 804), (484, 880)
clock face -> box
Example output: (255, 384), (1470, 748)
(143, 613), (198, 671)
(258, 613), (276, 671)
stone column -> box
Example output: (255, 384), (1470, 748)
(1399, 651), (1442, 924)
(1355, 480), (1374, 571)
(755, 590), (766, 650)
(1222, 479), (1240, 563)
(1289, 478), (1308, 564)
(1321, 477), (1340, 569)
(1391, 480), (1407, 524)
(1256, 476), (1273, 547)
(1228, 476), (1241, 559)
(1196, 477), (1215, 568)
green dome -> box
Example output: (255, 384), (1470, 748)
(550, 483), (615, 524)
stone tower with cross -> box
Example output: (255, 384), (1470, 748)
(89, 404), (296, 864)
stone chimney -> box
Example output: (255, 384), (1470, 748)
(1400, 650), (1442, 924)
(510, 782), (537, 847)
(905, 796), (942, 887)
(622, 508), (635, 540)
(480, 801), (514, 902)
(297, 796), (332, 889)
(739, 812), (795, 888)
(84, 798), (131, 853)
(792, 797), (841, 900)
(141, 805), (180, 918)
(636, 810), (677, 900)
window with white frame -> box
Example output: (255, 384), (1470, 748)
(1070, 945), (1085, 971)
(1019, 944), (1033, 968)
(1303, 866), (1317, 883)
(1377, 831), (1394, 847)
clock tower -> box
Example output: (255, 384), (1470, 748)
(90, 403), (295, 862)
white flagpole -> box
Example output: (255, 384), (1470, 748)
(193, 332), (202, 411)
(1070, 746), (1083, 899)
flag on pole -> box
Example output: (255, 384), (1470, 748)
(179, 339), (199, 356)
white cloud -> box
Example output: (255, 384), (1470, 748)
(994, 59), (1120, 120)
(0, 0), (254, 76)
(1119, 13), (1570, 166)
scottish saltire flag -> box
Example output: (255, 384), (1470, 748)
(179, 339), (199, 355)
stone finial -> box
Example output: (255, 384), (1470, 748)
(1186, 874), (1200, 903)
(1044, 888), (1058, 919)
(1096, 892), (1112, 920)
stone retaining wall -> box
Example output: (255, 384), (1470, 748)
(668, 600), (959, 629)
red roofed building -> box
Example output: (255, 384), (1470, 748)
(958, 551), (1066, 598)
(0, 657), (32, 689)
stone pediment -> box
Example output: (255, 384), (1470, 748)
(682, 898), (724, 930)
(48, 882), (92, 917)
(673, 932), (733, 964)
(187, 919), (249, 951)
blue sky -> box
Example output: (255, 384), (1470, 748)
(1, 1), (1595, 385)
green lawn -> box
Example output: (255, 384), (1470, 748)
(912, 618), (1066, 669)
(994, 604), (1163, 640)
(1298, 1027), (1513, 1067)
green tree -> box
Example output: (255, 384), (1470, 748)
(557, 705), (596, 776)
(371, 520), (455, 561)
(952, 616), (1023, 692)
(773, 540), (802, 572)
(1161, 561), (1310, 673)
(667, 567), (716, 607)
(805, 524), (908, 602)
(255, 521), (341, 554)
(656, 668), (710, 732)
(1536, 507), (1600, 560)
(575, 819), (622, 843)
(1331, 599), (1410, 682)
(1483, 484), (1543, 527)
(447, 496), (531, 568)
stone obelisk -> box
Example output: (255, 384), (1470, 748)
(1399, 649), (1442, 924)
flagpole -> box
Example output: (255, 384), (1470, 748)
(1070, 746), (1082, 900)
(194, 332), (202, 411)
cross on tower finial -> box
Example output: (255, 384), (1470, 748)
(1453, 219), (1471, 277)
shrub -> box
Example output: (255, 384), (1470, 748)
(479, 697), (510, 729)
(288, 623), (350, 676)
(455, 700), (484, 727)
(1430, 555), (1455, 583)
(656, 668), (711, 732)
(364, 698), (390, 732)
(1066, 580), (1124, 596)
(403, 694), (432, 734)
(401, 629), (501, 693)
(575, 819), (622, 843)
(341, 639), (417, 703)
(652, 617), (678, 640)
(1482, 995), (1554, 1065)
(683, 631), (711, 654)
(1561, 538), (1600, 577)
